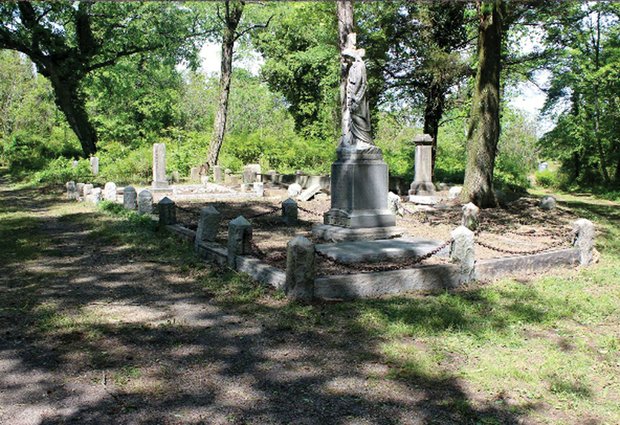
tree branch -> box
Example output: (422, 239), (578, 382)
(234, 15), (273, 41)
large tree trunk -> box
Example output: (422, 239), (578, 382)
(422, 82), (445, 180)
(206, 0), (244, 169)
(48, 71), (98, 156)
(460, 1), (504, 208)
(337, 0), (354, 134)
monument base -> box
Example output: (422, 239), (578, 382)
(408, 181), (436, 196)
(312, 224), (404, 242)
(152, 180), (169, 191)
(408, 195), (440, 205)
(323, 147), (396, 229)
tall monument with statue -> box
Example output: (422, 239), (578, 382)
(313, 34), (400, 241)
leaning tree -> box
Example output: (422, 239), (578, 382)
(0, 2), (206, 156)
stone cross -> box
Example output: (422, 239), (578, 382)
(409, 134), (435, 196)
(152, 143), (169, 189)
(282, 198), (298, 225)
(284, 236), (315, 302)
(158, 197), (176, 225)
(138, 190), (153, 215)
(195, 206), (221, 247)
(89, 156), (99, 175)
(227, 216), (252, 268)
(450, 226), (475, 284)
(104, 182), (117, 202)
(123, 186), (137, 210)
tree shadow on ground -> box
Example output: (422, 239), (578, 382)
(0, 186), (555, 424)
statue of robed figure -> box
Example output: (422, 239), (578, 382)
(339, 47), (377, 153)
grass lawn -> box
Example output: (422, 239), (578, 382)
(1, 180), (618, 424)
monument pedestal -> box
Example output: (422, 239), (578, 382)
(313, 147), (399, 242)
(408, 134), (436, 200)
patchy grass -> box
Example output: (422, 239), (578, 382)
(1, 181), (618, 424)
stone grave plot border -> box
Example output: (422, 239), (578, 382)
(154, 197), (596, 301)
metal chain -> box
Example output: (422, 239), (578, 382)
(314, 238), (453, 274)
(474, 236), (572, 256)
(297, 205), (326, 218)
(175, 204), (200, 216)
(246, 204), (280, 220)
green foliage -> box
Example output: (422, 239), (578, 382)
(30, 158), (92, 184)
(535, 169), (559, 188)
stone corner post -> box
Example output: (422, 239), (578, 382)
(158, 196), (176, 225)
(282, 198), (298, 225)
(227, 216), (252, 268)
(461, 202), (480, 232)
(450, 225), (475, 284)
(573, 218), (595, 266)
(284, 236), (315, 302)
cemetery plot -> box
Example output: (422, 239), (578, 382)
(172, 194), (581, 277)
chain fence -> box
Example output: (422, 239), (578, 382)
(314, 237), (453, 274)
(297, 205), (326, 218)
(474, 227), (576, 256)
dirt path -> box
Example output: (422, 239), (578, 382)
(0, 184), (528, 425)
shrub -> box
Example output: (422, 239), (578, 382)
(535, 169), (559, 188)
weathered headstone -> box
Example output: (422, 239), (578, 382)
(298, 184), (321, 202)
(243, 164), (261, 184)
(448, 186), (462, 200)
(227, 216), (252, 268)
(190, 167), (200, 182)
(72, 160), (79, 168)
(282, 198), (298, 225)
(253, 182), (264, 197)
(158, 197), (176, 225)
(538, 162), (549, 172)
(152, 143), (169, 189)
(288, 183), (302, 197)
(171, 171), (180, 183)
(89, 156), (99, 175)
(450, 226), (475, 283)
(66, 181), (78, 200)
(103, 182), (117, 202)
(266, 170), (277, 183)
(87, 188), (102, 204)
(195, 206), (221, 247)
(76, 183), (85, 197)
(83, 184), (94, 196)
(539, 196), (557, 210)
(387, 192), (403, 216)
(573, 218), (595, 266)
(123, 186), (137, 210)
(228, 175), (240, 186)
(213, 165), (223, 183)
(408, 134), (435, 197)
(201, 175), (209, 185)
(138, 190), (153, 214)
(461, 202), (480, 231)
(284, 236), (315, 302)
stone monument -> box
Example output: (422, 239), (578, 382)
(314, 35), (399, 241)
(152, 143), (169, 190)
(408, 134), (437, 204)
(89, 156), (99, 176)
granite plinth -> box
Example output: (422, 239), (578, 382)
(316, 237), (449, 264)
(312, 224), (403, 242)
(323, 147), (395, 229)
(408, 195), (440, 205)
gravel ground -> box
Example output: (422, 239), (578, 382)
(175, 187), (579, 273)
